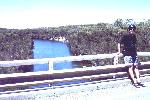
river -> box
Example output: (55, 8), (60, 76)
(33, 39), (73, 71)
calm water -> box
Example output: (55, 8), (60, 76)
(33, 39), (73, 71)
(32, 39), (86, 87)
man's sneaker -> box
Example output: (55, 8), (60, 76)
(137, 82), (146, 87)
(132, 83), (140, 88)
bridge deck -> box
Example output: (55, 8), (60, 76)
(0, 74), (150, 100)
(0, 52), (150, 99)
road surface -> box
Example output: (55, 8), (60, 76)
(1, 75), (150, 100)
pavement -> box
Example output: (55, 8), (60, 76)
(1, 74), (150, 100)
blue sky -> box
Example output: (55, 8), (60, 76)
(0, 0), (149, 29)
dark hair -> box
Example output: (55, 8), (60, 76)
(128, 24), (136, 31)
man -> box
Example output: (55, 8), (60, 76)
(118, 24), (144, 88)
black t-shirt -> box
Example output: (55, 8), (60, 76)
(120, 33), (137, 56)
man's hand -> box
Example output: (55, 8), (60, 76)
(115, 52), (123, 57)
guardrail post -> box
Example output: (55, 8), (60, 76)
(48, 59), (53, 72)
(113, 55), (119, 65)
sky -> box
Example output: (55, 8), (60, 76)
(0, 0), (150, 29)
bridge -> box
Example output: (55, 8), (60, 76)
(0, 52), (150, 99)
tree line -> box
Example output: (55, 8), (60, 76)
(0, 19), (150, 73)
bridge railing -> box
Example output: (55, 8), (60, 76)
(0, 52), (150, 92)
(0, 52), (150, 71)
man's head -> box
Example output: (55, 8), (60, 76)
(128, 24), (136, 33)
